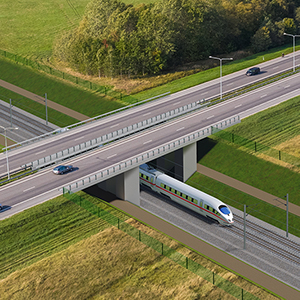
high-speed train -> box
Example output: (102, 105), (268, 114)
(139, 164), (234, 226)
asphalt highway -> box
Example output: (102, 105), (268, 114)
(1, 52), (299, 177)
(1, 71), (300, 212)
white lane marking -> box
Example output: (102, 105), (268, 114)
(173, 101), (181, 105)
(23, 186), (35, 192)
(176, 127), (185, 131)
(107, 154), (117, 159)
(284, 85), (290, 88)
(143, 112), (151, 116)
(235, 104), (242, 108)
(35, 150), (46, 155)
(201, 91), (208, 95)
(143, 140), (152, 144)
(110, 123), (119, 128)
(74, 136), (85, 141)
(273, 66), (279, 69)
(206, 115), (214, 119)
(226, 83), (233, 86)
(260, 94), (267, 98)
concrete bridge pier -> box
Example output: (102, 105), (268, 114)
(97, 166), (140, 206)
(155, 141), (197, 182)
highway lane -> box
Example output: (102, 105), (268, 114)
(0, 52), (299, 176)
(1, 72), (300, 208)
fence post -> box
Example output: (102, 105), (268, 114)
(254, 141), (257, 152)
(241, 288), (244, 300)
(186, 257), (188, 269)
(139, 230), (141, 241)
(213, 272), (215, 284)
(161, 243), (163, 255)
(118, 218), (120, 229)
(279, 150), (281, 160)
(231, 133), (234, 143)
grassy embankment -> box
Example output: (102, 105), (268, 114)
(0, 192), (278, 300)
(186, 96), (300, 236)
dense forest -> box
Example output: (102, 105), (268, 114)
(54, 0), (300, 77)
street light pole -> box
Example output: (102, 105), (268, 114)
(285, 193), (289, 238)
(209, 56), (233, 99)
(243, 204), (247, 249)
(44, 93), (48, 125)
(283, 33), (300, 72)
(0, 126), (18, 179)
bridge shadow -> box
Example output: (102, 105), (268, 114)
(197, 137), (218, 161)
(84, 185), (121, 203)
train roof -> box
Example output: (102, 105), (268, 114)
(157, 173), (225, 207)
(140, 164), (163, 176)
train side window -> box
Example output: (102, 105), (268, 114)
(192, 199), (197, 204)
(139, 172), (142, 177)
(182, 193), (186, 199)
(166, 186), (170, 191)
(150, 177), (153, 183)
(187, 196), (192, 201)
(209, 207), (213, 212)
(171, 188), (176, 193)
(176, 190), (181, 196)
(205, 204), (209, 210)
(143, 174), (146, 179)
(199, 201), (203, 207)
(160, 183), (164, 188)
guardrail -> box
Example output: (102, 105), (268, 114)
(63, 116), (240, 193)
(21, 98), (212, 170)
(5, 92), (171, 151)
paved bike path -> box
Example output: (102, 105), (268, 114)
(0, 79), (89, 121)
(197, 164), (300, 217)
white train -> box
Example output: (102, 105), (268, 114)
(139, 164), (234, 226)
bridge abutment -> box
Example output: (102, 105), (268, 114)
(97, 166), (140, 205)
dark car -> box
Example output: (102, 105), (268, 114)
(52, 165), (73, 175)
(246, 67), (260, 76)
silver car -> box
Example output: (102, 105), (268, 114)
(52, 165), (73, 175)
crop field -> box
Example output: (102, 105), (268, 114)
(0, 0), (89, 59)
(0, 0), (155, 60)
(0, 192), (277, 300)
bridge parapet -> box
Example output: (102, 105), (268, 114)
(63, 115), (240, 194)
(21, 97), (213, 170)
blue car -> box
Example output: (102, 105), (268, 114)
(52, 165), (73, 175)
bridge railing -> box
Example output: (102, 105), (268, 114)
(21, 98), (212, 170)
(63, 116), (240, 194)
(5, 92), (170, 151)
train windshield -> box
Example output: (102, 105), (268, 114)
(219, 205), (230, 215)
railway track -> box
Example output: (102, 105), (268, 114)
(0, 102), (54, 137)
(224, 214), (300, 266)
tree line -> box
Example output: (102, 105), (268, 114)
(54, 0), (300, 77)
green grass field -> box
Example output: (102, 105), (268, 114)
(185, 96), (300, 236)
(0, 192), (277, 300)
(0, 0), (155, 59)
(0, 57), (125, 122)
(0, 0), (90, 59)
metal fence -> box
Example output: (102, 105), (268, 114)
(211, 127), (300, 167)
(63, 189), (264, 300)
(0, 49), (137, 103)
(22, 98), (213, 170)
